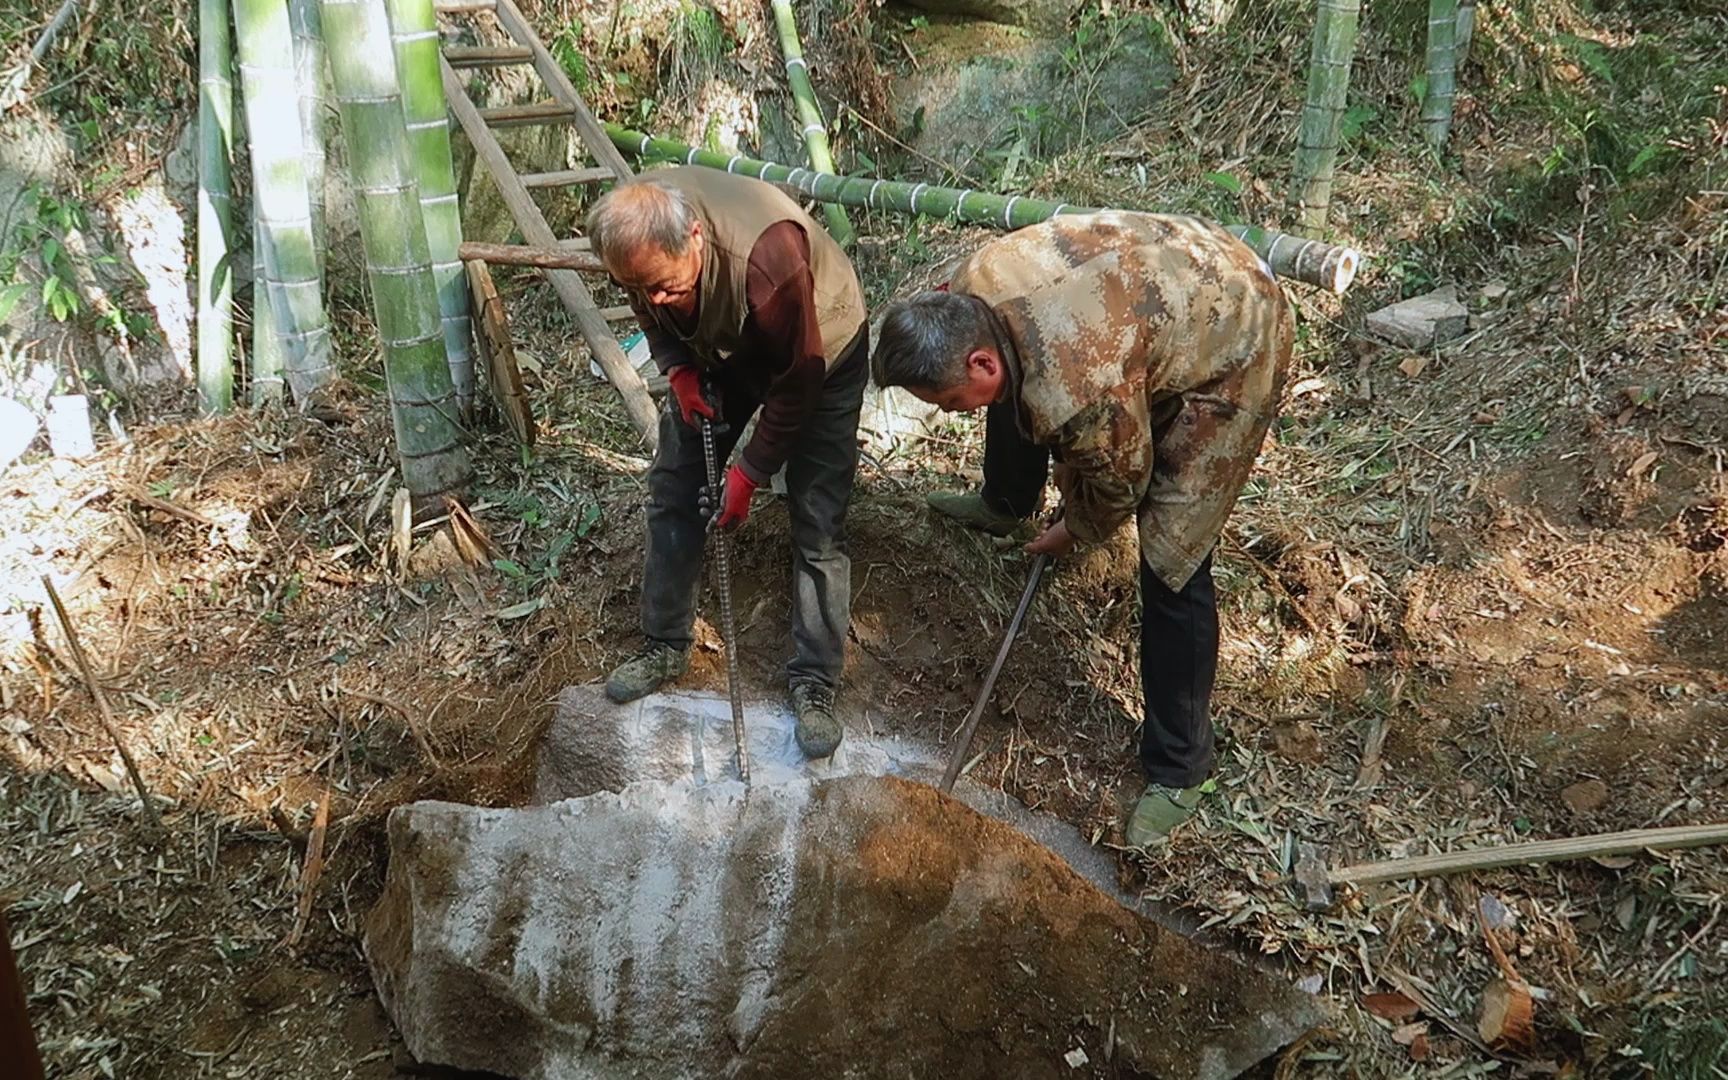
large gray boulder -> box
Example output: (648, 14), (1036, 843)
(368, 774), (1321, 1079)
(899, 0), (1081, 30)
(892, 22), (1172, 171)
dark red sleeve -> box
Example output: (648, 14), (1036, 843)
(737, 220), (826, 484)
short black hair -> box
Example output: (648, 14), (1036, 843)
(870, 291), (993, 390)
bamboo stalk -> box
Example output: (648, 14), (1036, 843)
(768, 0), (854, 246)
(1290, 0), (1361, 236)
(386, 0), (475, 416)
(1421, 0), (1459, 151)
(1329, 822), (1728, 886)
(197, 0), (235, 414)
(40, 576), (162, 831)
(322, 0), (470, 497)
(1455, 0), (1476, 67)
(603, 124), (1363, 293)
(287, 0), (327, 277)
(234, 0), (334, 402)
(250, 217), (286, 405)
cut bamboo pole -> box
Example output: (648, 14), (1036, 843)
(1329, 822), (1728, 886)
(1290, 0), (1361, 236)
(1421, 0), (1459, 151)
(197, 0), (235, 415)
(234, 0), (334, 402)
(457, 240), (603, 271)
(287, 0), (328, 277)
(322, 0), (471, 498)
(769, 0), (853, 246)
(604, 125), (1363, 294)
(386, 0), (475, 416)
(40, 576), (162, 831)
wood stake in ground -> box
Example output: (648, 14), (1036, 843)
(287, 784), (331, 948)
(39, 576), (162, 831)
(1330, 821), (1728, 885)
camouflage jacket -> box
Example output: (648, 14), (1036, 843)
(951, 212), (1294, 591)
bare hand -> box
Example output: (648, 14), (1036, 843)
(1024, 519), (1077, 557)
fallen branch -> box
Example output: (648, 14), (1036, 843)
(285, 784), (330, 949)
(1331, 822), (1728, 885)
(39, 575), (162, 831)
(457, 240), (602, 272)
(118, 484), (215, 527)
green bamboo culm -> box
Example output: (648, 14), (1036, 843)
(287, 0), (328, 277)
(384, 0), (474, 417)
(604, 125), (1361, 293)
(320, 0), (470, 497)
(250, 220), (286, 404)
(234, 0), (334, 403)
(1455, 0), (1476, 68)
(1421, 0), (1459, 150)
(1290, 0), (1361, 237)
(197, 0), (235, 414)
(768, 0), (854, 247)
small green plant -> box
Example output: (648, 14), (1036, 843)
(0, 187), (89, 324)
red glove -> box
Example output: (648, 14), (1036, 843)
(667, 365), (716, 428)
(713, 464), (757, 530)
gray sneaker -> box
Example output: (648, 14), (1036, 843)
(604, 641), (689, 703)
(926, 490), (1028, 537)
(791, 680), (842, 758)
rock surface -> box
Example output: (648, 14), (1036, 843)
(1366, 285), (1470, 350)
(893, 22), (1171, 168)
(368, 775), (1322, 1079)
(899, 0), (1081, 30)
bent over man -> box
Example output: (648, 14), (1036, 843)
(587, 167), (869, 758)
(872, 211), (1292, 844)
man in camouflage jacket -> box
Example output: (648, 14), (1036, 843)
(872, 211), (1293, 845)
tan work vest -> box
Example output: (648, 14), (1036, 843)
(641, 167), (866, 369)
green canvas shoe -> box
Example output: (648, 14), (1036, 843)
(604, 641), (689, 704)
(1124, 783), (1207, 848)
(925, 490), (1027, 537)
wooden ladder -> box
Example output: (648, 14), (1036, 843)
(434, 0), (659, 450)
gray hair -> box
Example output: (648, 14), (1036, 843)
(585, 176), (697, 265)
(870, 291), (993, 390)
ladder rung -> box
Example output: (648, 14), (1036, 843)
(521, 167), (614, 188)
(445, 45), (532, 68)
(599, 306), (634, 322)
(479, 102), (576, 128)
(434, 0), (495, 13)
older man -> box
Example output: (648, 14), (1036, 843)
(585, 167), (868, 758)
(872, 211), (1292, 845)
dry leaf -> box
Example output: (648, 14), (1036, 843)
(1363, 991), (1422, 1021)
(1398, 355), (1428, 378)
(1391, 1021), (1428, 1046)
(1628, 451), (1659, 478)
(1409, 1032), (1431, 1061)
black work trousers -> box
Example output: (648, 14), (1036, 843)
(640, 337), (868, 690)
(977, 401), (1219, 788)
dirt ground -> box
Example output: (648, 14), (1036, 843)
(5, 3), (1728, 1078)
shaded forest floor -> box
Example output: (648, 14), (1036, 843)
(3, 0), (1727, 1077)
